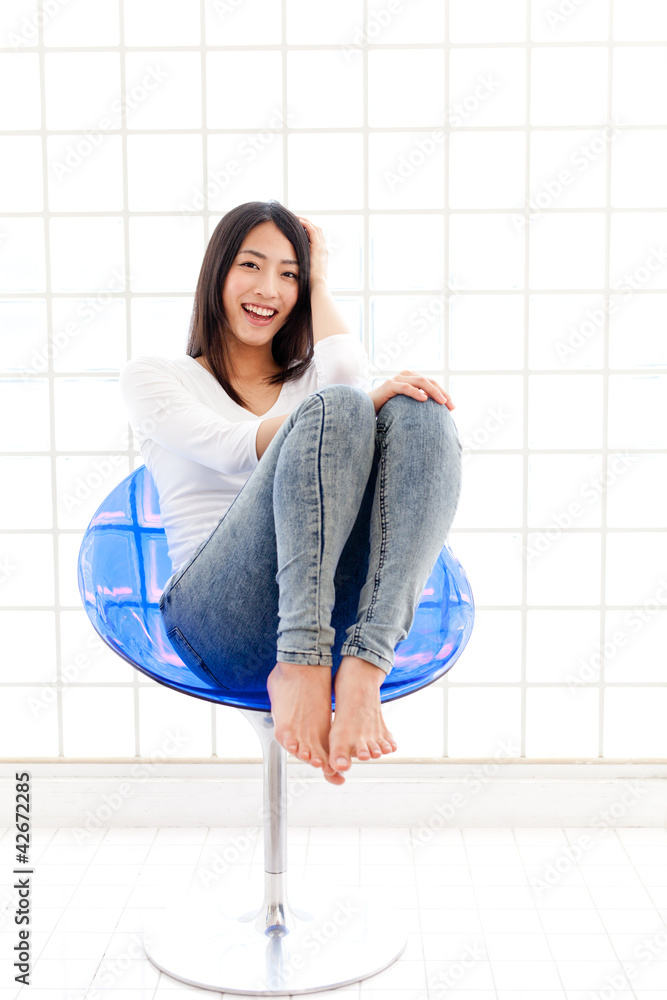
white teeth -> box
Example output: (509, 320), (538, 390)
(243, 304), (275, 318)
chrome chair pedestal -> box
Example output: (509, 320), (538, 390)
(78, 465), (475, 994)
(142, 709), (407, 995)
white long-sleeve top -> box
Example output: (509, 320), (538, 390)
(119, 333), (372, 576)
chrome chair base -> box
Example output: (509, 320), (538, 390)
(143, 878), (407, 995)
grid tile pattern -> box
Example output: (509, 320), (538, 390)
(1, 0), (666, 761)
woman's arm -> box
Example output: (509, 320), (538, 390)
(120, 356), (265, 475)
(296, 216), (352, 346)
(256, 412), (290, 460)
(309, 277), (353, 345)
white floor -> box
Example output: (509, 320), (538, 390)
(1, 825), (666, 999)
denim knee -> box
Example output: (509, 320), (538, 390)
(378, 392), (462, 452)
(316, 382), (377, 422)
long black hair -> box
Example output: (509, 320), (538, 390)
(186, 200), (314, 410)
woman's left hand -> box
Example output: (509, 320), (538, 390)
(296, 216), (328, 286)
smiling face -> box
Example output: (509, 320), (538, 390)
(222, 220), (301, 352)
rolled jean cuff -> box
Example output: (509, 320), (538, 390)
(339, 643), (393, 677)
(276, 648), (333, 667)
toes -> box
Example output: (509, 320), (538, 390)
(324, 769), (346, 786)
(310, 747), (328, 768)
(298, 746), (311, 761)
(367, 741), (383, 758)
(275, 727), (298, 753)
(379, 738), (395, 753)
(356, 744), (371, 760)
(332, 751), (352, 771)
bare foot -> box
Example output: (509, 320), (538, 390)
(328, 655), (398, 772)
(266, 661), (345, 786)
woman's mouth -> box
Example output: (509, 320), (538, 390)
(241, 303), (277, 326)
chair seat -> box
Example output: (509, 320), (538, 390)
(78, 465), (475, 711)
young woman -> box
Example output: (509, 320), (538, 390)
(120, 200), (462, 786)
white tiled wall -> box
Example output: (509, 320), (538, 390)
(1, 0), (665, 760)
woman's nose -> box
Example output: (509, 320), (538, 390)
(255, 273), (279, 298)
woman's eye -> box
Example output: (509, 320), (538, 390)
(240, 262), (298, 279)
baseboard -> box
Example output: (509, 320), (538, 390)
(1, 760), (665, 829)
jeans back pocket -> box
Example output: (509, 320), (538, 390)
(165, 626), (228, 689)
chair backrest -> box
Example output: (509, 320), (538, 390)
(78, 466), (475, 711)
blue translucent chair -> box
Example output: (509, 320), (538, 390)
(78, 464), (475, 995)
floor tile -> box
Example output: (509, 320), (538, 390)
(36, 844), (99, 865)
(308, 843), (360, 865)
(35, 863), (88, 886)
(88, 957), (161, 990)
(49, 827), (107, 846)
(412, 843), (467, 865)
(616, 829), (667, 845)
(37, 930), (113, 960)
(425, 957), (495, 990)
(538, 908), (608, 933)
(420, 931), (488, 962)
(29, 957), (102, 989)
(359, 828), (412, 846)
(512, 828), (570, 845)
(15, 824), (667, 998)
(463, 829), (517, 845)
(482, 931), (553, 960)
(358, 958), (427, 990)
(487, 958), (563, 990)
(79, 862), (142, 885)
(99, 827), (158, 845)
(555, 958), (635, 991)
(153, 827), (209, 845)
(308, 827), (360, 845)
(92, 844), (152, 865)
(359, 844), (412, 865)
(546, 932), (619, 961)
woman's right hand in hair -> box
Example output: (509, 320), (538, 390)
(367, 370), (455, 416)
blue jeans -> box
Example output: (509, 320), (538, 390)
(159, 383), (462, 692)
